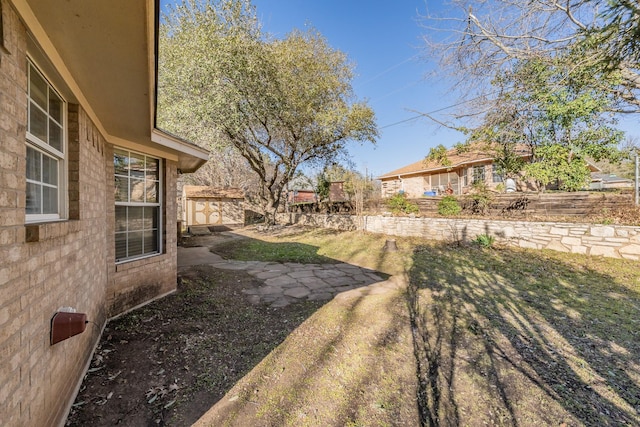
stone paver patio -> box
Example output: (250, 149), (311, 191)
(178, 245), (389, 307)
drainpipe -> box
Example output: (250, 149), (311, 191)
(398, 175), (404, 194)
(635, 151), (640, 206)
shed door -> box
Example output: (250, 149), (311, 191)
(191, 199), (221, 225)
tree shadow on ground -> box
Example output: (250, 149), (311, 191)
(193, 277), (419, 426)
(407, 242), (640, 426)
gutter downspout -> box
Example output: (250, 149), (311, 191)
(635, 151), (640, 206)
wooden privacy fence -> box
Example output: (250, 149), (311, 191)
(413, 191), (634, 217)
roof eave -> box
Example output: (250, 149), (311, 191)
(17, 0), (209, 172)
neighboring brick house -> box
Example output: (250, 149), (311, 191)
(379, 144), (607, 198)
(379, 146), (518, 198)
(0, 1), (208, 426)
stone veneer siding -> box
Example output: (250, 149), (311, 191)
(0, 3), (180, 426)
(282, 214), (640, 260)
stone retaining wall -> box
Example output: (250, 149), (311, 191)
(279, 213), (640, 260)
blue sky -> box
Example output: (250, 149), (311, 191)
(162, 0), (640, 178)
(252, 0), (462, 177)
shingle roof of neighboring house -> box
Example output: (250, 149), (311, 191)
(183, 186), (244, 199)
(591, 173), (633, 184)
(379, 145), (517, 179)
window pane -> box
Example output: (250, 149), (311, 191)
(143, 230), (158, 254)
(151, 207), (159, 229)
(115, 233), (127, 260)
(128, 232), (143, 257)
(49, 120), (62, 152)
(114, 176), (129, 202)
(29, 68), (48, 110)
(114, 150), (129, 175)
(26, 146), (40, 181)
(145, 179), (157, 203)
(128, 206), (144, 231)
(129, 153), (145, 179)
(114, 150), (161, 262)
(29, 102), (47, 142)
(42, 186), (58, 214)
(130, 178), (145, 202)
(26, 183), (41, 214)
(115, 206), (128, 232)
(49, 90), (63, 123)
(42, 154), (58, 185)
(146, 158), (159, 180)
(141, 210), (152, 231)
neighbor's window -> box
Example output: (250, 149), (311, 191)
(114, 148), (162, 262)
(492, 167), (503, 183)
(472, 165), (486, 183)
(26, 61), (66, 222)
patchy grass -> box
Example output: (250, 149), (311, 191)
(231, 227), (418, 277)
(213, 226), (640, 426)
(407, 243), (640, 426)
(193, 277), (419, 427)
(213, 239), (339, 264)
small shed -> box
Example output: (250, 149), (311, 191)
(329, 181), (347, 201)
(182, 186), (245, 227)
(289, 189), (317, 204)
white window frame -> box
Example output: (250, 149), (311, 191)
(26, 60), (67, 223)
(472, 165), (486, 183)
(114, 148), (163, 264)
(492, 166), (504, 183)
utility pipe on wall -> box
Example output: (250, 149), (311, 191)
(635, 151), (640, 206)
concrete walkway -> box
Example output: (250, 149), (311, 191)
(178, 245), (394, 307)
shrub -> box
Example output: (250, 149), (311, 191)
(466, 181), (493, 214)
(438, 195), (461, 216)
(474, 234), (495, 248)
(387, 193), (419, 215)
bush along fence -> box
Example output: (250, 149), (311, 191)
(278, 213), (640, 261)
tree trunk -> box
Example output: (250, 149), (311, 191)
(263, 195), (280, 225)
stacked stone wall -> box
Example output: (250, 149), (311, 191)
(282, 213), (640, 260)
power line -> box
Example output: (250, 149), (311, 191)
(379, 91), (499, 130)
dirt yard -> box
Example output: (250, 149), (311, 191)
(65, 263), (326, 426)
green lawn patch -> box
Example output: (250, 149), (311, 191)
(223, 227), (640, 426)
(213, 239), (340, 264)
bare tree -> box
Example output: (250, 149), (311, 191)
(420, 0), (640, 116)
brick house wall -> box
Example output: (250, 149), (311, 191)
(380, 161), (502, 199)
(106, 148), (179, 317)
(0, 2), (183, 426)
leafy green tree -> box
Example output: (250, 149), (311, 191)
(158, 0), (377, 224)
(425, 144), (451, 166)
(315, 173), (331, 203)
(468, 57), (623, 191)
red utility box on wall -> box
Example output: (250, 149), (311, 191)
(50, 312), (87, 345)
